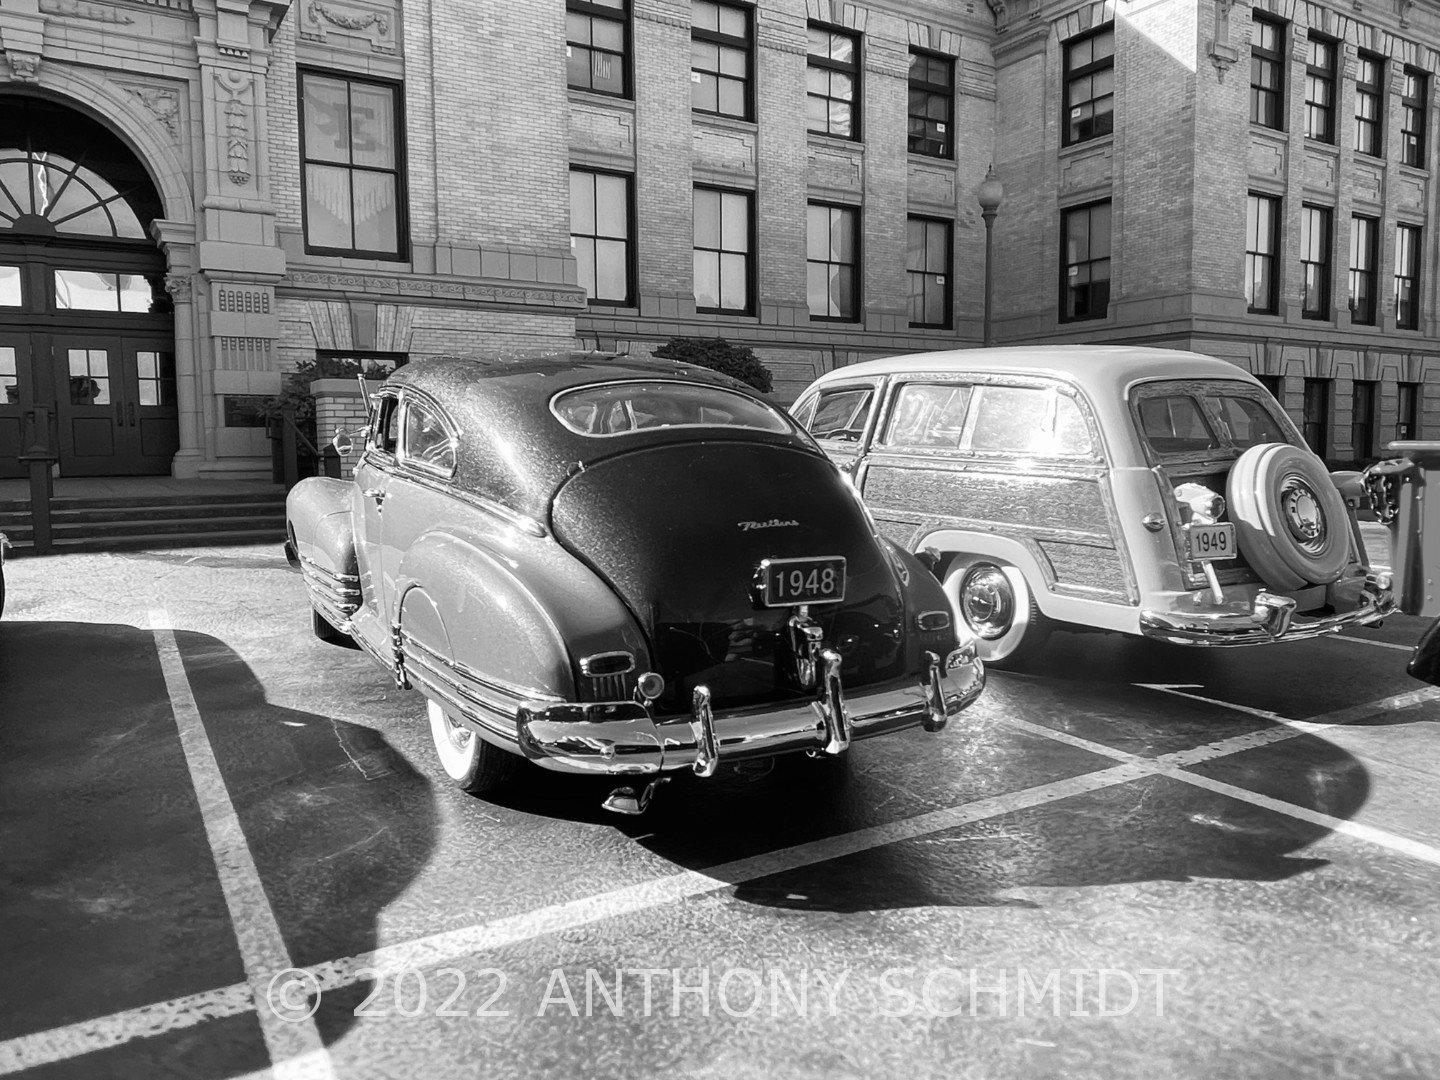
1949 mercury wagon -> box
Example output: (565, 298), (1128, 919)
(284, 355), (984, 813)
(792, 346), (1393, 664)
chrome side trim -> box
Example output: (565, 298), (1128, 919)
(401, 633), (563, 704)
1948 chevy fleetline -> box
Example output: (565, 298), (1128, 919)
(793, 346), (1394, 664)
(284, 355), (985, 813)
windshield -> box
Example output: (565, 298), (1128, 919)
(551, 380), (792, 438)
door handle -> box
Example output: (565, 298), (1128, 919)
(127, 401), (137, 427)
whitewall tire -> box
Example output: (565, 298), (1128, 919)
(942, 560), (1050, 667)
(427, 699), (518, 795)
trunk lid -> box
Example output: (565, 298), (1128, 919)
(550, 441), (906, 712)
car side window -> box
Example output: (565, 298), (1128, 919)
(968, 385), (1093, 457)
(1212, 395), (1287, 449)
(805, 386), (874, 443)
(882, 383), (973, 449)
(370, 394), (400, 456)
(401, 398), (458, 477)
(1137, 395), (1218, 454)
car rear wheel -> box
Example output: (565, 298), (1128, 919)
(427, 699), (519, 795)
(943, 560), (1050, 667)
(311, 607), (351, 646)
(1227, 443), (1352, 592)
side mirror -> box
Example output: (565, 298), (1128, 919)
(332, 429), (355, 456)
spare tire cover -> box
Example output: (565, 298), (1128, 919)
(1227, 442), (1352, 591)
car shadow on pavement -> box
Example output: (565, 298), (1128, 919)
(0, 621), (436, 1076)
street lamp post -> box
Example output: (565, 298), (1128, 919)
(977, 164), (1004, 347)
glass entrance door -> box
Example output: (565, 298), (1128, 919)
(51, 334), (177, 476)
(0, 331), (29, 479)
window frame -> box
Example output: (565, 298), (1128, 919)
(397, 392), (461, 480)
(1304, 33), (1337, 143)
(906, 215), (953, 329)
(907, 48), (955, 159)
(1354, 51), (1384, 157)
(1402, 68), (1429, 169)
(806, 200), (861, 322)
(1250, 13), (1286, 130)
(1351, 379), (1377, 461)
(1348, 213), (1379, 326)
(1059, 199), (1112, 323)
(1246, 192), (1281, 315)
(692, 184), (755, 316)
(367, 389), (401, 461)
(566, 0), (631, 99)
(569, 166), (636, 308)
(806, 22), (862, 141)
(297, 68), (409, 261)
(1300, 203), (1333, 320)
(1395, 222), (1423, 331)
(1062, 23), (1116, 148)
(1302, 376), (1331, 457)
(1397, 380), (1421, 441)
(691, 0), (753, 121)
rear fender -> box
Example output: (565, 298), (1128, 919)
(285, 478), (358, 579)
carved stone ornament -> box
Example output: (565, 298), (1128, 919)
(126, 86), (182, 140)
(308, 0), (390, 34)
(215, 70), (254, 186)
(5, 52), (41, 82)
(985, 0), (1008, 26)
(165, 274), (193, 301)
(38, 0), (135, 23)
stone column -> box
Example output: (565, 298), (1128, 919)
(153, 220), (204, 478)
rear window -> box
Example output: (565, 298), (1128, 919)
(883, 383), (972, 449)
(803, 385), (875, 442)
(1137, 395), (1219, 454)
(551, 380), (791, 438)
(1213, 394), (1287, 448)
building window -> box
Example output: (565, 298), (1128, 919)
(807, 202), (859, 320)
(1352, 380), (1377, 461)
(1300, 204), (1332, 319)
(1246, 193), (1280, 314)
(1251, 15), (1286, 129)
(1061, 200), (1111, 322)
(567, 0), (629, 97)
(1398, 381), (1420, 441)
(1355, 53), (1384, 156)
(1402, 68), (1428, 168)
(693, 186), (752, 314)
(908, 50), (954, 158)
(570, 169), (633, 305)
(906, 216), (952, 328)
(1255, 374), (1283, 402)
(1348, 215), (1378, 325)
(692, 1), (751, 119)
(1304, 35), (1336, 142)
(1396, 223), (1422, 330)
(807, 24), (860, 139)
(1063, 24), (1115, 146)
(1303, 378), (1330, 457)
(299, 71), (405, 259)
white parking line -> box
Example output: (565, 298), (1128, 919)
(145, 612), (332, 1080)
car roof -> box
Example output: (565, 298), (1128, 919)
(806, 345), (1261, 401)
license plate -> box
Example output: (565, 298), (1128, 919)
(1185, 522), (1236, 562)
(757, 556), (847, 607)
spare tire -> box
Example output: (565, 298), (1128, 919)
(1227, 442), (1352, 591)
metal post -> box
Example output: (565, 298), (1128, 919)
(982, 209), (997, 347)
(280, 403), (299, 489)
(18, 405), (57, 555)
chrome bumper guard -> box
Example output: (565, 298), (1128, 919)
(516, 647), (985, 777)
(1139, 571), (1394, 647)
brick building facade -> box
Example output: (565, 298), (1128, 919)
(0, 0), (1437, 479)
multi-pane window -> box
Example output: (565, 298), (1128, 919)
(807, 203), (859, 320)
(1402, 68), (1428, 168)
(569, 169), (633, 305)
(908, 50), (954, 158)
(1397, 381), (1420, 441)
(906, 216), (952, 328)
(300, 72), (404, 258)
(807, 24), (860, 139)
(1061, 200), (1111, 322)
(1349, 215), (1379, 325)
(67, 348), (110, 405)
(1300, 204), (1332, 319)
(1396, 223), (1422, 330)
(692, 1), (750, 119)
(136, 350), (176, 407)
(1305, 35), (1336, 143)
(1063, 24), (1115, 146)
(567, 0), (629, 97)
(1251, 15), (1286, 129)
(0, 345), (16, 405)
(693, 186), (753, 314)
(1352, 380), (1377, 460)
(1355, 53), (1384, 156)
(1246, 193), (1280, 314)
(1303, 377), (1330, 457)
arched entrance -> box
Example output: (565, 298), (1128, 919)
(0, 95), (178, 478)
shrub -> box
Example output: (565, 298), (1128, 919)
(258, 355), (399, 448)
(652, 337), (773, 394)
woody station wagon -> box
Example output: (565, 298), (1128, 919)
(284, 354), (985, 814)
(793, 346), (1394, 664)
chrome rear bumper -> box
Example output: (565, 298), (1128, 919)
(1139, 571), (1394, 647)
(516, 648), (984, 776)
